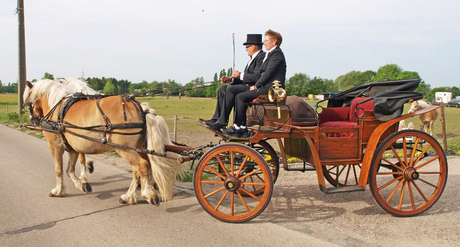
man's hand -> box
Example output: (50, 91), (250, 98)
(231, 70), (240, 78)
(250, 86), (257, 91)
(221, 76), (232, 84)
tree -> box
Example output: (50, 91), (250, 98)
(334, 71), (364, 91)
(286, 73), (310, 96)
(185, 77), (207, 97)
(43, 72), (54, 80)
(373, 64), (403, 81)
(397, 71), (420, 80)
(309, 76), (325, 95)
(415, 80), (431, 96)
(451, 86), (460, 97)
(103, 78), (115, 95)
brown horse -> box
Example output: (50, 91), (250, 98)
(408, 100), (438, 135)
(24, 79), (181, 205)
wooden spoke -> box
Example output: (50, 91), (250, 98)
(204, 186), (226, 199)
(214, 190), (229, 210)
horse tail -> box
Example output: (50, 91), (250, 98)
(141, 103), (182, 201)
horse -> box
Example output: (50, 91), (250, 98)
(24, 79), (181, 205)
(408, 100), (438, 135)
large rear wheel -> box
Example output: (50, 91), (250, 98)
(194, 143), (273, 223)
(369, 130), (448, 216)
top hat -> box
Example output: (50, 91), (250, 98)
(243, 34), (263, 45)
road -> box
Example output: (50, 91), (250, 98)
(1, 124), (459, 246)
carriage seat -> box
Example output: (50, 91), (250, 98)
(319, 97), (374, 128)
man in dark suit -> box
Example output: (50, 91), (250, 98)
(202, 34), (265, 131)
(224, 29), (287, 136)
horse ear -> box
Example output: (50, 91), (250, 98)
(26, 81), (33, 89)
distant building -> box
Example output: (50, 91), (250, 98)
(435, 92), (452, 104)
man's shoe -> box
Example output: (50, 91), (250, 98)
(199, 118), (216, 125)
(223, 126), (248, 137)
(207, 122), (224, 131)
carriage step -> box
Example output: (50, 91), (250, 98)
(285, 167), (316, 172)
(285, 162), (316, 172)
(326, 185), (365, 194)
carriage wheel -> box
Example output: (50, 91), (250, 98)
(322, 164), (361, 187)
(246, 140), (280, 195)
(369, 130), (448, 217)
(194, 143), (273, 223)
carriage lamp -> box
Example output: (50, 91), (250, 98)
(268, 80), (286, 119)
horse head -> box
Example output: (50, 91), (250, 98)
(408, 100), (430, 114)
(23, 79), (73, 124)
(24, 81), (42, 125)
(408, 100), (420, 114)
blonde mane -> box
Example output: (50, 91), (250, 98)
(63, 78), (99, 95)
(416, 100), (430, 108)
(24, 79), (73, 107)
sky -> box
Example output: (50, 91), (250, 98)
(1, 0), (459, 88)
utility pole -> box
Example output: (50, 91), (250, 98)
(17, 0), (26, 114)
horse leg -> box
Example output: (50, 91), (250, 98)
(429, 120), (434, 135)
(78, 153), (88, 181)
(119, 167), (140, 205)
(66, 151), (92, 193)
(116, 149), (160, 205)
(48, 144), (66, 197)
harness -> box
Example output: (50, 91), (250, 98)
(34, 93), (169, 158)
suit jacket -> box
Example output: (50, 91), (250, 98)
(254, 46), (287, 90)
(232, 50), (265, 85)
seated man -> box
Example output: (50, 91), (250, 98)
(224, 29), (287, 137)
(201, 34), (265, 131)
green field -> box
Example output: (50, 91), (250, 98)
(2, 93), (460, 153)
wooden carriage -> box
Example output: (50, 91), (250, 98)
(193, 79), (448, 223)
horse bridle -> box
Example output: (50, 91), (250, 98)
(28, 102), (42, 126)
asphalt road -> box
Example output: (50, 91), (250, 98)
(1, 124), (459, 246)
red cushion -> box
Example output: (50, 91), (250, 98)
(348, 97), (373, 122)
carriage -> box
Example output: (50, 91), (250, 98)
(23, 78), (448, 223)
(186, 78), (448, 222)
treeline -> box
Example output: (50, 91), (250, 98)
(286, 64), (459, 102)
(2, 64), (458, 102)
(0, 81), (18, 93)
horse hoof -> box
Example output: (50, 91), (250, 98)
(119, 198), (127, 204)
(49, 193), (55, 197)
(152, 197), (160, 207)
(83, 183), (92, 193)
(87, 161), (94, 174)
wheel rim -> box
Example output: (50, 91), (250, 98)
(323, 164), (361, 187)
(369, 130), (448, 216)
(194, 143), (273, 223)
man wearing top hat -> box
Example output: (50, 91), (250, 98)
(200, 34), (265, 131)
(224, 29), (286, 137)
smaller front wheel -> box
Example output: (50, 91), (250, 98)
(369, 130), (448, 216)
(194, 143), (273, 223)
